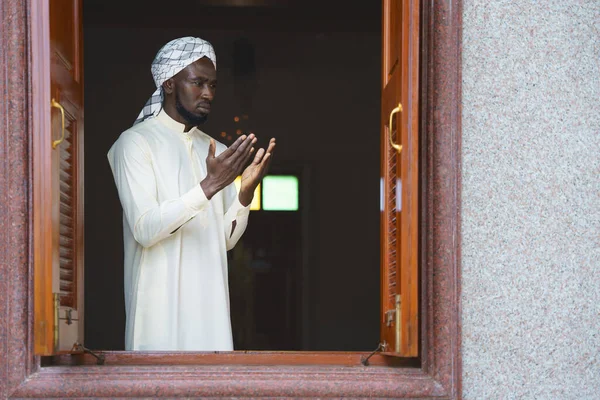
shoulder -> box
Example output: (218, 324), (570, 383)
(108, 121), (155, 161)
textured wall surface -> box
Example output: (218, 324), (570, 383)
(462, 1), (600, 398)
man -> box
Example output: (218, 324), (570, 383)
(107, 36), (275, 351)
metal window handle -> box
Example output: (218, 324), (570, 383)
(51, 98), (65, 149)
(388, 103), (402, 153)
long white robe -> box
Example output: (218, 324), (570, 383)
(107, 110), (250, 351)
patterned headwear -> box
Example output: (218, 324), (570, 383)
(134, 36), (217, 126)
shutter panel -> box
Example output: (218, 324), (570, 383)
(59, 118), (76, 309)
(52, 100), (83, 352)
(34, 0), (84, 356)
(380, 0), (419, 357)
(381, 112), (402, 352)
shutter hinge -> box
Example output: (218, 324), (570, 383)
(53, 293), (59, 352)
(395, 294), (401, 353)
(384, 295), (402, 353)
(385, 309), (395, 327)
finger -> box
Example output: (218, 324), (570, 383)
(220, 134), (247, 158)
(258, 144), (275, 177)
(233, 135), (256, 168)
(241, 143), (257, 167)
(207, 139), (216, 159)
(257, 152), (272, 176)
(236, 146), (256, 173)
(258, 139), (275, 161)
(260, 141), (276, 168)
(251, 148), (266, 165)
(237, 134), (256, 155)
(229, 134), (254, 159)
(265, 139), (276, 155)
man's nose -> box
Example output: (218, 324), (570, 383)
(201, 85), (214, 100)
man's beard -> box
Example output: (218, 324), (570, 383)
(175, 93), (209, 126)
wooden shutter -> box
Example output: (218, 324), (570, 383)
(34, 0), (84, 355)
(380, 0), (419, 357)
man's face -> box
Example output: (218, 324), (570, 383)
(169, 57), (217, 126)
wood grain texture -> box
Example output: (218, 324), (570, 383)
(380, 0), (419, 357)
(398, 0), (420, 358)
(49, 0), (84, 352)
(380, 0), (401, 355)
(31, 0), (55, 357)
(32, 0), (84, 357)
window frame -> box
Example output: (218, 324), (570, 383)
(0, 0), (461, 398)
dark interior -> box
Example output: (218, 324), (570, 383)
(83, 0), (381, 351)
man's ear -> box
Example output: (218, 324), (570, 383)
(162, 78), (175, 95)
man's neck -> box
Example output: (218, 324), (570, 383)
(162, 105), (194, 132)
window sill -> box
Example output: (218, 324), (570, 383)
(18, 357), (442, 398)
(45, 350), (420, 367)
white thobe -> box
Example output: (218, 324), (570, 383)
(107, 110), (250, 351)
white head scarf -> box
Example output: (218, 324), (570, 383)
(134, 36), (217, 126)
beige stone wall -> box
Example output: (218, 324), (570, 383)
(461, 1), (600, 398)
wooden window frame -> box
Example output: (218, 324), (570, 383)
(0, 0), (461, 398)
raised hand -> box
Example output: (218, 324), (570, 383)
(200, 134), (256, 199)
(239, 138), (276, 206)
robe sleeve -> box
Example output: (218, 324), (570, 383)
(108, 130), (209, 248)
(222, 182), (251, 250)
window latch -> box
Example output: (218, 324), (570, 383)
(72, 343), (105, 365)
(361, 342), (387, 366)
